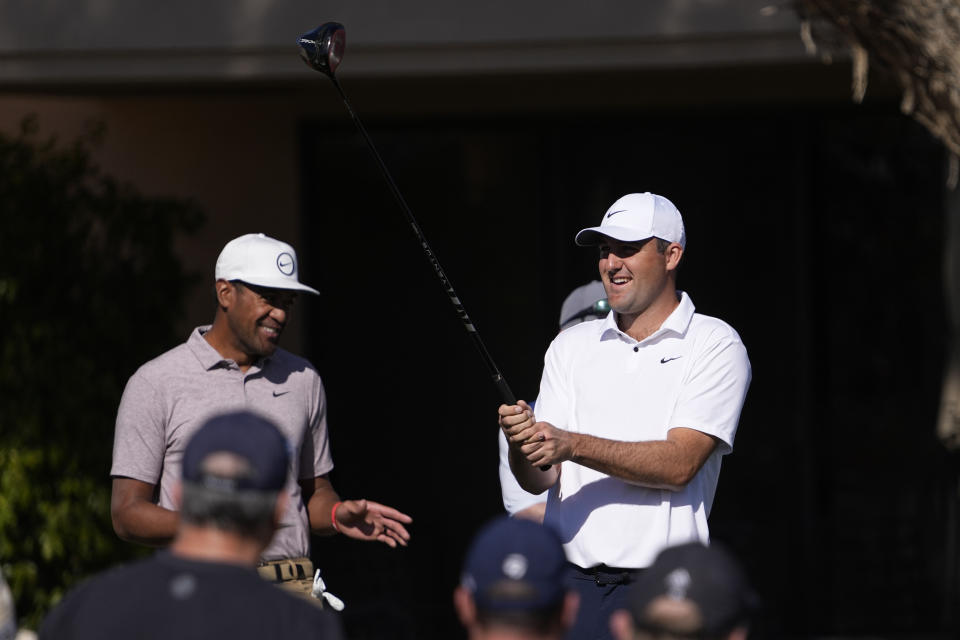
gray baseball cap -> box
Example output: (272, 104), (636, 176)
(559, 280), (608, 330)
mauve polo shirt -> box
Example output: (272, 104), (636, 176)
(111, 326), (334, 560)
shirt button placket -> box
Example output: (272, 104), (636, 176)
(626, 342), (643, 373)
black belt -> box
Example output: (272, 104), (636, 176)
(570, 563), (643, 586)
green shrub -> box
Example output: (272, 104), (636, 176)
(0, 116), (205, 629)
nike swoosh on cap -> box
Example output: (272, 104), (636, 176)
(606, 209), (627, 219)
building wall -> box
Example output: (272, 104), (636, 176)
(0, 1), (805, 83)
(0, 95), (307, 348)
(0, 0), (831, 349)
(0, 52), (860, 346)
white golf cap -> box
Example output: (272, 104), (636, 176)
(214, 233), (319, 295)
(575, 193), (686, 248)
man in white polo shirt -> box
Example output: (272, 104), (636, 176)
(111, 233), (412, 602)
(498, 193), (751, 640)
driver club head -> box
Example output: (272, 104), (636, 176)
(297, 22), (346, 77)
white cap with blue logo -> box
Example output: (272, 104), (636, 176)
(215, 233), (319, 295)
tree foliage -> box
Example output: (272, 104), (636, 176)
(0, 117), (205, 629)
(795, 0), (960, 158)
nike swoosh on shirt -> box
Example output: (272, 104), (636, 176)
(660, 356), (682, 364)
(273, 390), (290, 397)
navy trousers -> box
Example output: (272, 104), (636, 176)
(564, 564), (642, 640)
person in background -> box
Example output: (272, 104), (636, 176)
(454, 516), (579, 640)
(498, 281), (608, 522)
(42, 411), (345, 639)
(609, 542), (757, 640)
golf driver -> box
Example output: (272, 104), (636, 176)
(297, 23), (519, 409)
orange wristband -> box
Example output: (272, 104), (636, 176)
(331, 501), (342, 533)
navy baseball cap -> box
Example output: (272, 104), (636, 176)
(182, 411), (290, 492)
(460, 517), (567, 612)
(627, 542), (757, 637)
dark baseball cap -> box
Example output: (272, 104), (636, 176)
(460, 517), (567, 612)
(182, 411), (290, 492)
(627, 542), (757, 637)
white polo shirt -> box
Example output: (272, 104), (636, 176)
(536, 292), (750, 569)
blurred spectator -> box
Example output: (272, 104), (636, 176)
(498, 281), (608, 522)
(40, 411), (344, 639)
(609, 542), (757, 640)
(454, 516), (579, 640)
(0, 568), (14, 640)
(0, 568), (34, 640)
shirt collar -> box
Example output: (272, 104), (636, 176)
(186, 326), (271, 372)
(599, 291), (696, 344)
(187, 326), (227, 370)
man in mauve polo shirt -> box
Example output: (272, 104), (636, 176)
(111, 233), (411, 601)
(498, 193), (751, 640)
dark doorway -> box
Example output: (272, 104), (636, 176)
(299, 105), (953, 638)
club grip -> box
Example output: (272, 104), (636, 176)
(495, 375), (550, 472)
(494, 374), (515, 406)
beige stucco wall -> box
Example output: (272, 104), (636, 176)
(0, 94), (311, 349)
